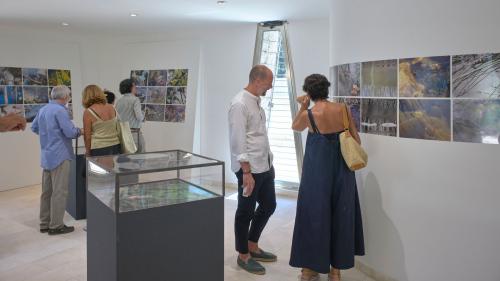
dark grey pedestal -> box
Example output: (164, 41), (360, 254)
(67, 154), (86, 220)
(87, 192), (224, 281)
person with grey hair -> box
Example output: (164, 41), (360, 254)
(31, 85), (82, 235)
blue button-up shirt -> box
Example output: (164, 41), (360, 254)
(31, 101), (80, 170)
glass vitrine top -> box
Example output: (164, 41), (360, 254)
(87, 150), (221, 175)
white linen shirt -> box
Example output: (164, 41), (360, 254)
(228, 90), (273, 173)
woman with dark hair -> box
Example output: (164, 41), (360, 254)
(289, 74), (365, 281)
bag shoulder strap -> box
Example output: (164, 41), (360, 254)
(87, 108), (103, 121)
(307, 109), (320, 134)
(341, 103), (350, 132)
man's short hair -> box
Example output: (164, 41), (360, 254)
(50, 85), (71, 100)
(104, 91), (115, 104)
(119, 79), (134, 94)
(249, 65), (271, 83)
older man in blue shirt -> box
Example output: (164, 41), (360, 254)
(32, 85), (82, 235)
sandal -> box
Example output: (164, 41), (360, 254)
(328, 268), (341, 281)
(300, 268), (319, 281)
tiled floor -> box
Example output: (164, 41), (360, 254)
(0, 185), (373, 281)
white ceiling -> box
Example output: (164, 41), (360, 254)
(0, 0), (330, 34)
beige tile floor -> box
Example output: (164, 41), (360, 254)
(0, 185), (373, 281)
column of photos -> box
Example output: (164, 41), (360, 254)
(330, 52), (500, 144)
(130, 69), (188, 123)
(0, 67), (72, 122)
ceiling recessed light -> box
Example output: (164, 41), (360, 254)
(217, 0), (227, 5)
(61, 22), (69, 27)
(130, 12), (138, 17)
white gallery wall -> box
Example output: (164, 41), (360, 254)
(199, 19), (330, 182)
(0, 18), (329, 190)
(93, 38), (201, 153)
(331, 0), (500, 280)
(0, 26), (87, 190)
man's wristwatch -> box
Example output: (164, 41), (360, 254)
(243, 170), (251, 174)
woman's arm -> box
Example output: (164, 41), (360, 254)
(291, 95), (310, 132)
(347, 106), (361, 144)
(83, 109), (93, 156)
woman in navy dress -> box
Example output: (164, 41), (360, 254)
(289, 74), (365, 281)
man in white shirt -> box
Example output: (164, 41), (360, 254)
(228, 65), (277, 275)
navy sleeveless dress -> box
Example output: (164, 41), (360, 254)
(289, 109), (365, 273)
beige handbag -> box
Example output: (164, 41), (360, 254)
(117, 121), (137, 154)
(340, 104), (367, 171)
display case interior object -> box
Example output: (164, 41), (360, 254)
(86, 150), (225, 281)
(87, 150), (224, 212)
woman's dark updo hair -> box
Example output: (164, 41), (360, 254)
(302, 74), (331, 101)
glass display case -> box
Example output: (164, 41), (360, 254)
(86, 150), (225, 281)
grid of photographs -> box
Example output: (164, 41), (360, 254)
(330, 52), (500, 144)
(130, 69), (188, 123)
(0, 67), (72, 122)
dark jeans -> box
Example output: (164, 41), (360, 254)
(234, 167), (276, 254)
(90, 144), (121, 156)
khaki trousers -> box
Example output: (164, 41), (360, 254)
(40, 160), (70, 229)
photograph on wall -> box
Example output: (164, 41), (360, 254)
(333, 97), (360, 131)
(0, 104), (24, 117)
(24, 104), (45, 122)
(166, 87), (186, 104)
(131, 70), (149, 87)
(361, 59), (397, 97)
(452, 53), (500, 99)
(22, 68), (48, 86)
(136, 87), (147, 103)
(148, 70), (168, 86)
(146, 87), (167, 104)
(0, 67), (22, 85)
(23, 86), (49, 104)
(165, 105), (186, 123)
(0, 86), (23, 104)
(338, 63), (361, 96)
(360, 98), (397, 136)
(329, 66), (338, 99)
(453, 99), (500, 144)
(48, 69), (71, 87)
(399, 56), (450, 98)
(168, 69), (188, 86)
(145, 104), (165, 122)
(399, 99), (451, 141)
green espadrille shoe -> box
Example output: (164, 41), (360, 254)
(250, 249), (277, 262)
(237, 256), (266, 275)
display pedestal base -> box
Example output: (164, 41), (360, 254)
(87, 190), (224, 281)
(67, 154), (86, 220)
